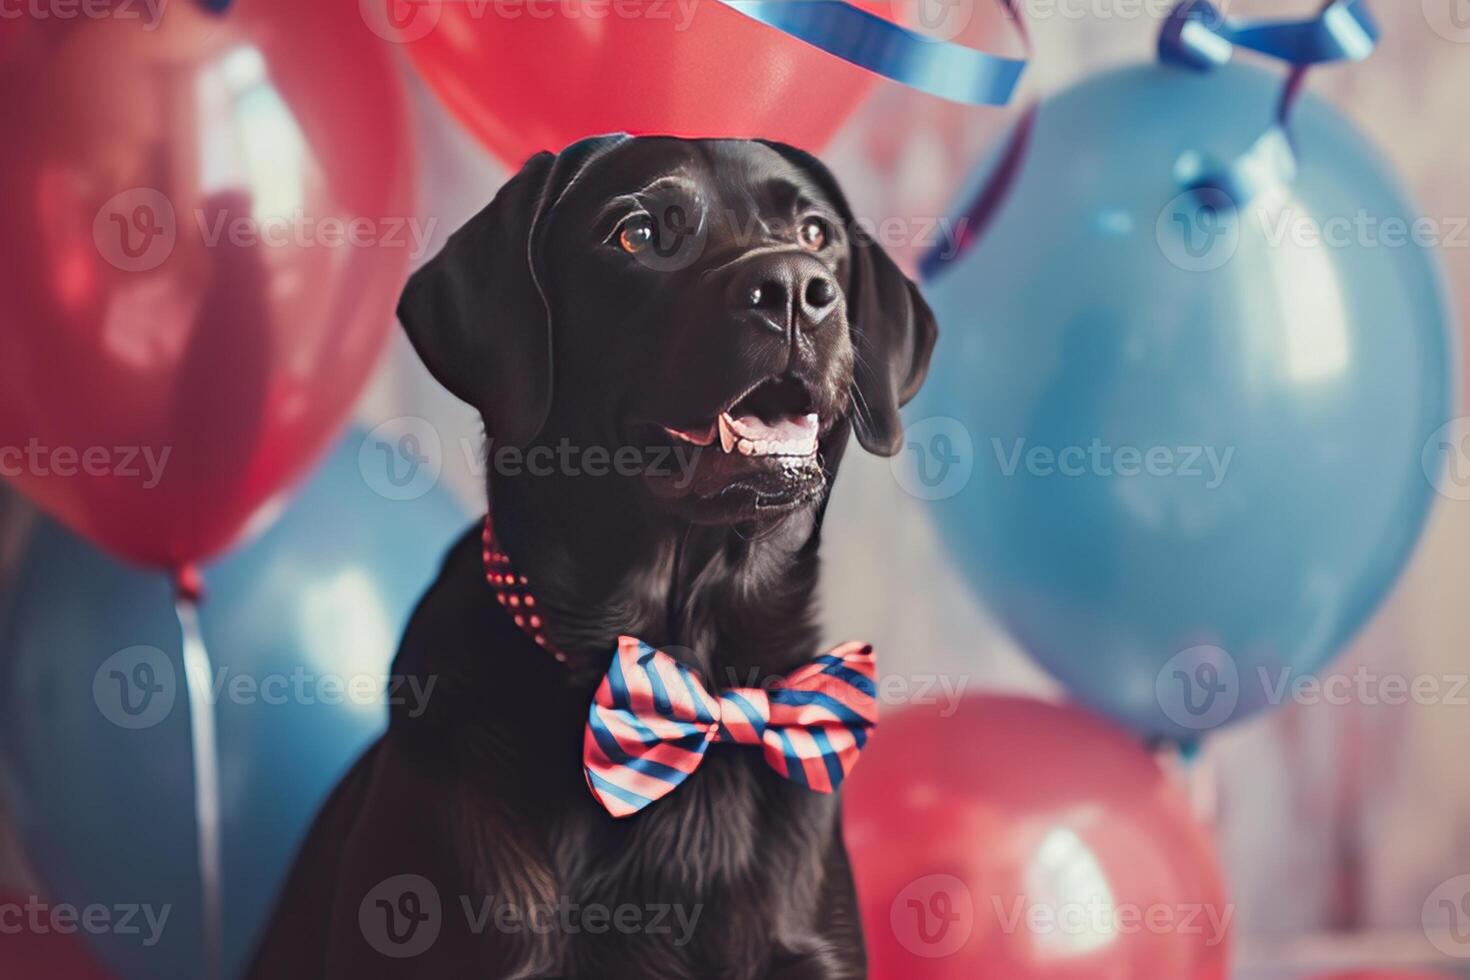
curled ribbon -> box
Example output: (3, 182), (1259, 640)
(1159, 0), (1379, 70)
(722, 0), (1027, 106)
(1158, 0), (1379, 204)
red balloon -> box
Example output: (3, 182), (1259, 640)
(0, 0), (414, 568)
(0, 892), (115, 979)
(843, 696), (1230, 980)
(392, 0), (879, 166)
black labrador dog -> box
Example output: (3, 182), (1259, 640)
(248, 135), (935, 980)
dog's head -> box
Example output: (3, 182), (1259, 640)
(399, 135), (936, 525)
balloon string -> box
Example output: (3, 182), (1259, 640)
(919, 104), (1035, 283)
(175, 586), (223, 980)
(1151, 739), (1220, 828)
(1274, 0), (1341, 127)
(914, 0), (1036, 281)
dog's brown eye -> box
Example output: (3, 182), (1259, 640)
(798, 217), (828, 252)
(618, 215), (656, 254)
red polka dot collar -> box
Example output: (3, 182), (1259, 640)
(481, 515), (568, 664)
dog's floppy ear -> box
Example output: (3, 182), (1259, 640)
(759, 141), (938, 457)
(397, 135), (628, 447)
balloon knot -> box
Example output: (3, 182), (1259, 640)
(174, 564), (206, 605)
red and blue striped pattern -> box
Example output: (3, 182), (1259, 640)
(584, 636), (878, 818)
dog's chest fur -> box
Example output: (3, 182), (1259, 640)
(551, 751), (838, 979)
(459, 514), (846, 978)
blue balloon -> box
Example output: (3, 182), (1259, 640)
(0, 430), (468, 979)
(915, 62), (1457, 740)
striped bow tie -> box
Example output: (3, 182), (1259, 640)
(584, 637), (879, 818)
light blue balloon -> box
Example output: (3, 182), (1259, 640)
(916, 62), (1457, 741)
(0, 430), (468, 979)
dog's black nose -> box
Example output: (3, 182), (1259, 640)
(734, 254), (838, 336)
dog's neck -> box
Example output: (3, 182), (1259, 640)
(484, 453), (836, 686)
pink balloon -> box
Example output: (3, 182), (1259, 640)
(395, 0), (1026, 170)
(0, 0), (414, 569)
(843, 696), (1230, 980)
(397, 0), (877, 169)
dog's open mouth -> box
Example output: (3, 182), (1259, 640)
(641, 375), (827, 521)
(661, 376), (820, 459)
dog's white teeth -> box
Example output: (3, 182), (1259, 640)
(714, 411), (822, 456)
(718, 413), (738, 453)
